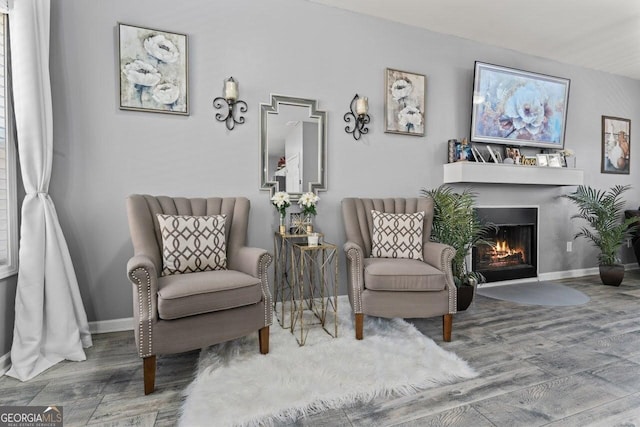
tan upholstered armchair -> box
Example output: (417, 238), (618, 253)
(126, 195), (272, 394)
(341, 198), (457, 341)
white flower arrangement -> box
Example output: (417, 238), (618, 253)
(271, 192), (291, 217)
(298, 192), (320, 216)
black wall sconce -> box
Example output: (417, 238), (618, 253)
(213, 77), (247, 130)
(344, 94), (370, 140)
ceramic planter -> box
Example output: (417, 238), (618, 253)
(457, 280), (477, 311)
(599, 263), (625, 287)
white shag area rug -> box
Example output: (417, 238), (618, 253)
(179, 296), (477, 427)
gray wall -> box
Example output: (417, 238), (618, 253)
(41, 0), (639, 324)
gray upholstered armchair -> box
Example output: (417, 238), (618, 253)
(126, 195), (272, 394)
(341, 198), (457, 341)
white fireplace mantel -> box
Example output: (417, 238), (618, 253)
(443, 162), (584, 186)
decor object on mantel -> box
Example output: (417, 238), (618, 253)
(271, 191), (291, 234)
(344, 94), (370, 140)
(298, 192), (319, 233)
(558, 148), (575, 168)
(448, 138), (473, 162)
(119, 23), (188, 115)
(179, 296), (477, 427)
(422, 185), (497, 310)
(213, 77), (247, 130)
(563, 185), (640, 286)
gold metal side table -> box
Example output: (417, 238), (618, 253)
(273, 232), (304, 329)
(289, 241), (338, 346)
(273, 232), (324, 328)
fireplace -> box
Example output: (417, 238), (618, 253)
(472, 207), (538, 283)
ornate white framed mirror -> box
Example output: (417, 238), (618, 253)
(260, 94), (327, 202)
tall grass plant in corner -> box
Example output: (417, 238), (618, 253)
(563, 185), (639, 286)
(563, 185), (639, 265)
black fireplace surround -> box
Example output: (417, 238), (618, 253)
(473, 207), (538, 283)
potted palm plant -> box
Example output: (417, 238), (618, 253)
(563, 185), (640, 286)
(422, 185), (496, 310)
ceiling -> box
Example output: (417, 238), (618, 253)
(308, 0), (640, 81)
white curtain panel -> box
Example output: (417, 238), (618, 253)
(6, 0), (92, 381)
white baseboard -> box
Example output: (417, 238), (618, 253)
(626, 263), (640, 271)
(479, 263), (639, 288)
(538, 267), (600, 281)
(0, 351), (10, 376)
(89, 317), (133, 334)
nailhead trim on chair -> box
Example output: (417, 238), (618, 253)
(130, 267), (153, 358)
(346, 248), (363, 313)
(258, 253), (273, 326)
(440, 247), (457, 313)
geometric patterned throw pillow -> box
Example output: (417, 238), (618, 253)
(370, 210), (424, 261)
(157, 214), (227, 276)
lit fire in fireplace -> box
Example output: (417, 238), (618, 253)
(487, 240), (525, 267)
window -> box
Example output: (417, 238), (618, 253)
(0, 13), (18, 278)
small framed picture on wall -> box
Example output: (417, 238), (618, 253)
(384, 68), (426, 136)
(118, 23), (189, 115)
(601, 116), (630, 174)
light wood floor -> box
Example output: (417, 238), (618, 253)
(2, 271), (640, 426)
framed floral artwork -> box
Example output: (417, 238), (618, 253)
(118, 23), (189, 115)
(601, 116), (630, 174)
(384, 68), (426, 136)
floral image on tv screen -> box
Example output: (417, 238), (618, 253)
(470, 62), (570, 149)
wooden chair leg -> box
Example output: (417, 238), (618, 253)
(143, 355), (156, 395)
(355, 313), (364, 340)
(259, 326), (269, 354)
(443, 314), (453, 342)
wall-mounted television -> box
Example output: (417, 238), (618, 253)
(470, 62), (570, 150)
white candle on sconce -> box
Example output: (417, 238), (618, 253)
(224, 78), (238, 101)
(355, 96), (368, 116)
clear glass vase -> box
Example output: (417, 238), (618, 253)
(279, 214), (286, 235)
(305, 214), (313, 234)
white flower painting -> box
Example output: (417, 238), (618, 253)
(119, 23), (188, 115)
(385, 68), (426, 136)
